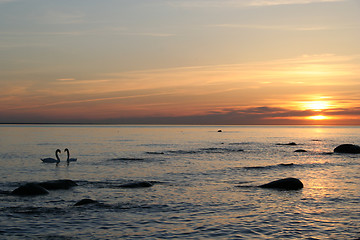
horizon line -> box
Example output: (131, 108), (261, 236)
(0, 122), (359, 127)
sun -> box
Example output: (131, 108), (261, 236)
(297, 98), (335, 122)
(303, 101), (329, 112)
(307, 115), (328, 120)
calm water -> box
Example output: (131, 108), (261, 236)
(0, 125), (359, 239)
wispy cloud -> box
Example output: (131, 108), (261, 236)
(211, 24), (337, 31)
(248, 0), (346, 7)
(38, 11), (86, 24)
(56, 78), (76, 81)
(98, 105), (360, 125)
(0, 26), (175, 38)
(168, 0), (345, 8)
(0, 0), (17, 3)
(1, 54), (358, 123)
(55, 78), (111, 84)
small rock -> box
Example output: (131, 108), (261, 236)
(276, 142), (297, 146)
(259, 178), (303, 190)
(278, 163), (294, 167)
(74, 198), (98, 206)
(38, 179), (77, 190)
(119, 181), (153, 188)
(11, 183), (49, 196)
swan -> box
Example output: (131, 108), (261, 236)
(41, 149), (61, 164)
(64, 148), (77, 164)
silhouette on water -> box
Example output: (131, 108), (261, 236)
(41, 149), (61, 165)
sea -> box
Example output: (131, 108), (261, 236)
(0, 125), (359, 239)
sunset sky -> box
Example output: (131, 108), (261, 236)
(1, 0), (359, 125)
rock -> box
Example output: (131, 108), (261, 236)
(278, 163), (294, 167)
(119, 181), (153, 188)
(11, 183), (49, 196)
(334, 144), (360, 154)
(217, 129), (222, 132)
(38, 179), (77, 190)
(276, 142), (297, 146)
(259, 178), (303, 190)
(74, 198), (98, 206)
(294, 149), (307, 152)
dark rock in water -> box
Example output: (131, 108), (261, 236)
(278, 163), (294, 167)
(11, 183), (49, 196)
(276, 142), (297, 146)
(38, 179), (77, 190)
(259, 178), (303, 190)
(294, 149), (307, 152)
(322, 152), (334, 155)
(0, 190), (11, 195)
(119, 181), (153, 188)
(334, 144), (360, 154)
(217, 129), (222, 132)
(74, 198), (98, 206)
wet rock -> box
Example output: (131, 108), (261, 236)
(294, 149), (307, 152)
(276, 142), (297, 146)
(38, 179), (77, 190)
(278, 163), (294, 167)
(74, 198), (98, 206)
(11, 183), (49, 196)
(334, 144), (360, 154)
(119, 181), (153, 188)
(259, 178), (303, 190)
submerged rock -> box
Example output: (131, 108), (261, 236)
(276, 142), (297, 146)
(334, 144), (360, 154)
(74, 198), (98, 206)
(38, 179), (77, 190)
(11, 183), (49, 196)
(119, 181), (153, 188)
(294, 149), (307, 152)
(278, 163), (294, 167)
(259, 178), (303, 190)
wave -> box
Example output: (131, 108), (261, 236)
(168, 147), (244, 155)
(242, 163), (295, 170)
(229, 142), (254, 145)
(3, 206), (67, 215)
(108, 157), (146, 161)
(146, 151), (165, 155)
(76, 180), (164, 189)
(1, 202), (172, 215)
(240, 161), (360, 171)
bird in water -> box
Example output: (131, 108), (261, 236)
(41, 149), (61, 165)
(64, 148), (77, 165)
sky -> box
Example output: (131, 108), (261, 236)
(1, 0), (359, 125)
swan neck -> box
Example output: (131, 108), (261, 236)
(55, 150), (60, 162)
(66, 149), (70, 161)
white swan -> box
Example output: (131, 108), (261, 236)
(64, 148), (77, 164)
(41, 149), (61, 164)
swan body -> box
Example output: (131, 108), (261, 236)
(41, 149), (61, 163)
(64, 148), (77, 163)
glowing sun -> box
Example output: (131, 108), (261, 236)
(303, 101), (329, 112)
(307, 115), (328, 120)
